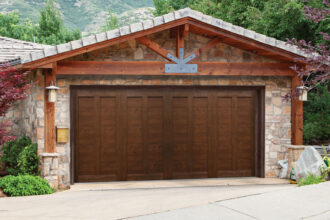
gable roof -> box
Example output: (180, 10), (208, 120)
(0, 36), (52, 65)
(17, 8), (307, 68)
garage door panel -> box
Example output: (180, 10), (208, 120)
(191, 96), (209, 175)
(76, 96), (99, 178)
(74, 87), (258, 182)
(99, 97), (120, 177)
(145, 96), (165, 176)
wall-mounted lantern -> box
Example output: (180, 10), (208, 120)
(297, 86), (308, 101)
(46, 81), (59, 103)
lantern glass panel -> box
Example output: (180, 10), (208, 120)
(48, 89), (57, 102)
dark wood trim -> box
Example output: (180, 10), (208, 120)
(256, 87), (265, 177)
(69, 86), (75, 184)
(291, 75), (303, 145)
(57, 61), (295, 76)
(44, 63), (56, 153)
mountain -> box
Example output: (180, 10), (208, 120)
(0, 0), (155, 35)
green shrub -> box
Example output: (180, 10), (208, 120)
(303, 85), (330, 145)
(0, 175), (54, 197)
(0, 135), (40, 176)
(298, 173), (325, 187)
(17, 143), (40, 175)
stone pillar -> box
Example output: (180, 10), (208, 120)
(284, 145), (306, 178)
(39, 153), (60, 189)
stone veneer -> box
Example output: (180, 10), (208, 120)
(39, 153), (60, 188)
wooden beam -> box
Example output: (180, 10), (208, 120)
(136, 36), (172, 61)
(291, 74), (303, 145)
(194, 38), (220, 59)
(57, 61), (294, 76)
(176, 26), (185, 57)
(23, 17), (304, 69)
(44, 63), (57, 153)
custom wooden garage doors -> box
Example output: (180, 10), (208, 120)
(73, 86), (260, 182)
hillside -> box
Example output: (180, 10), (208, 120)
(0, 0), (155, 35)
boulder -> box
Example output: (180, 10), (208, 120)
(295, 146), (327, 181)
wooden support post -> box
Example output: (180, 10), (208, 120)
(44, 63), (57, 153)
(291, 74), (303, 145)
(183, 24), (189, 37)
(176, 26), (185, 57)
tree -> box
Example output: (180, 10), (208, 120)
(303, 85), (330, 144)
(153, 0), (326, 42)
(37, 0), (81, 45)
(0, 65), (31, 145)
(0, 0), (81, 45)
(287, 0), (329, 93)
(153, 0), (173, 16)
(0, 12), (35, 42)
(102, 11), (119, 32)
(287, 0), (329, 144)
(244, 0), (318, 42)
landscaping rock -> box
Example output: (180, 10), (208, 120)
(295, 147), (327, 181)
(0, 189), (8, 197)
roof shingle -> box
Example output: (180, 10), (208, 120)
(0, 36), (52, 64)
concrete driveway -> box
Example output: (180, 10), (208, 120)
(0, 177), (293, 220)
(132, 181), (330, 220)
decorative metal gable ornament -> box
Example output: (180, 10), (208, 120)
(165, 48), (198, 73)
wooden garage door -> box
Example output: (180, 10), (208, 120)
(73, 86), (258, 182)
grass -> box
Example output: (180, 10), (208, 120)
(298, 173), (325, 187)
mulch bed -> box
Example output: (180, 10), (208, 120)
(0, 189), (7, 197)
(0, 172), (9, 197)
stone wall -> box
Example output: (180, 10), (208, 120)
(1, 70), (44, 145)
(40, 153), (60, 189)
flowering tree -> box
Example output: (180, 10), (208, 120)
(0, 64), (31, 145)
(288, 0), (329, 95)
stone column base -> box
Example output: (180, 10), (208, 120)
(284, 145), (306, 178)
(39, 153), (60, 189)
